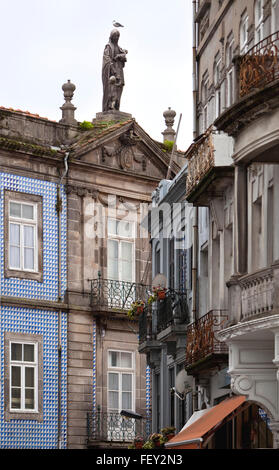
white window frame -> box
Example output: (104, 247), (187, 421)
(271, 0), (277, 34)
(107, 218), (135, 282)
(240, 13), (249, 54)
(8, 199), (38, 273)
(107, 350), (135, 414)
(9, 341), (38, 413)
(226, 36), (235, 108)
(255, 0), (264, 43)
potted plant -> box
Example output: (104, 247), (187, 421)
(148, 286), (167, 304)
(133, 435), (144, 449)
(150, 432), (164, 447)
(127, 300), (145, 320)
(142, 439), (155, 449)
(161, 426), (176, 441)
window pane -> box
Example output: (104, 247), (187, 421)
(22, 204), (34, 220)
(10, 223), (20, 244)
(11, 366), (21, 386)
(122, 374), (132, 392)
(109, 351), (119, 367)
(24, 344), (34, 362)
(24, 247), (34, 270)
(10, 246), (20, 269)
(108, 391), (119, 409)
(25, 367), (34, 388)
(10, 202), (21, 218)
(122, 392), (132, 410)
(121, 242), (132, 259)
(108, 373), (119, 391)
(121, 261), (132, 282)
(25, 388), (34, 409)
(121, 352), (132, 368)
(108, 240), (119, 279)
(11, 387), (21, 409)
(24, 225), (34, 247)
(11, 343), (22, 361)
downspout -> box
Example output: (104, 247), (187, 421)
(192, 0), (199, 413)
(192, 0), (198, 140)
(56, 150), (69, 449)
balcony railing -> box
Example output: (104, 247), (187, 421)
(87, 410), (150, 443)
(239, 268), (273, 321)
(239, 31), (279, 98)
(90, 276), (151, 312)
(186, 128), (215, 197)
(156, 290), (189, 333)
(185, 310), (228, 367)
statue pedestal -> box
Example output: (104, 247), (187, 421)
(93, 110), (132, 123)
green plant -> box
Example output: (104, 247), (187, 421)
(79, 120), (94, 130)
(127, 300), (145, 319)
(163, 140), (174, 152)
(161, 426), (176, 436)
(148, 286), (167, 304)
(142, 440), (155, 449)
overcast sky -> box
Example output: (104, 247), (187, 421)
(0, 0), (193, 151)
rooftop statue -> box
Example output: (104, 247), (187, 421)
(102, 29), (128, 112)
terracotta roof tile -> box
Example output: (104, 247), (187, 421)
(0, 106), (56, 122)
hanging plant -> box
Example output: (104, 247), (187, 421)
(148, 286), (167, 304)
(127, 300), (145, 319)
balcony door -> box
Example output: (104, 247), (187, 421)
(107, 218), (135, 282)
(107, 350), (135, 441)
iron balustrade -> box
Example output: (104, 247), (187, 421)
(239, 31), (279, 97)
(87, 410), (150, 443)
(185, 310), (228, 366)
(156, 290), (189, 333)
(90, 276), (152, 312)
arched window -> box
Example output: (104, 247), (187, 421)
(255, 0), (264, 43)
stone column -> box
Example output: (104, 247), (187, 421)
(269, 422), (279, 449)
(234, 164), (247, 275)
(60, 80), (77, 125)
(162, 107), (176, 143)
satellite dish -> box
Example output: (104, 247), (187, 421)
(152, 274), (167, 289)
(175, 370), (193, 394)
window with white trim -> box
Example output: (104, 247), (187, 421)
(107, 350), (134, 413)
(107, 218), (135, 282)
(214, 54), (222, 119)
(271, 0), (277, 34)
(255, 0), (264, 43)
(5, 191), (43, 282)
(226, 34), (235, 108)
(9, 200), (37, 272)
(10, 341), (37, 412)
(240, 12), (249, 54)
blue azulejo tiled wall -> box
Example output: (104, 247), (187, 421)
(0, 306), (67, 449)
(0, 173), (67, 301)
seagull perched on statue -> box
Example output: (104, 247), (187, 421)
(113, 20), (124, 27)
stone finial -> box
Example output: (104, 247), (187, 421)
(162, 107), (176, 142)
(60, 80), (77, 125)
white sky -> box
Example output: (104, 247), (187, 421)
(0, 0), (193, 151)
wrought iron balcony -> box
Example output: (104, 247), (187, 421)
(185, 128), (234, 202)
(90, 275), (151, 313)
(239, 31), (279, 98)
(156, 290), (189, 334)
(185, 310), (228, 371)
(87, 409), (150, 445)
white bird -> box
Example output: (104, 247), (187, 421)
(113, 20), (124, 27)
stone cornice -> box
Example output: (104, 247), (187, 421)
(217, 314), (279, 342)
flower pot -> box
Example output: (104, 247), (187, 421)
(135, 441), (143, 449)
(157, 291), (166, 300)
(154, 440), (161, 447)
(136, 306), (144, 315)
(166, 433), (175, 441)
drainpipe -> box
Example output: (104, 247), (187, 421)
(56, 150), (69, 449)
(191, 0), (200, 415)
(192, 0), (198, 140)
